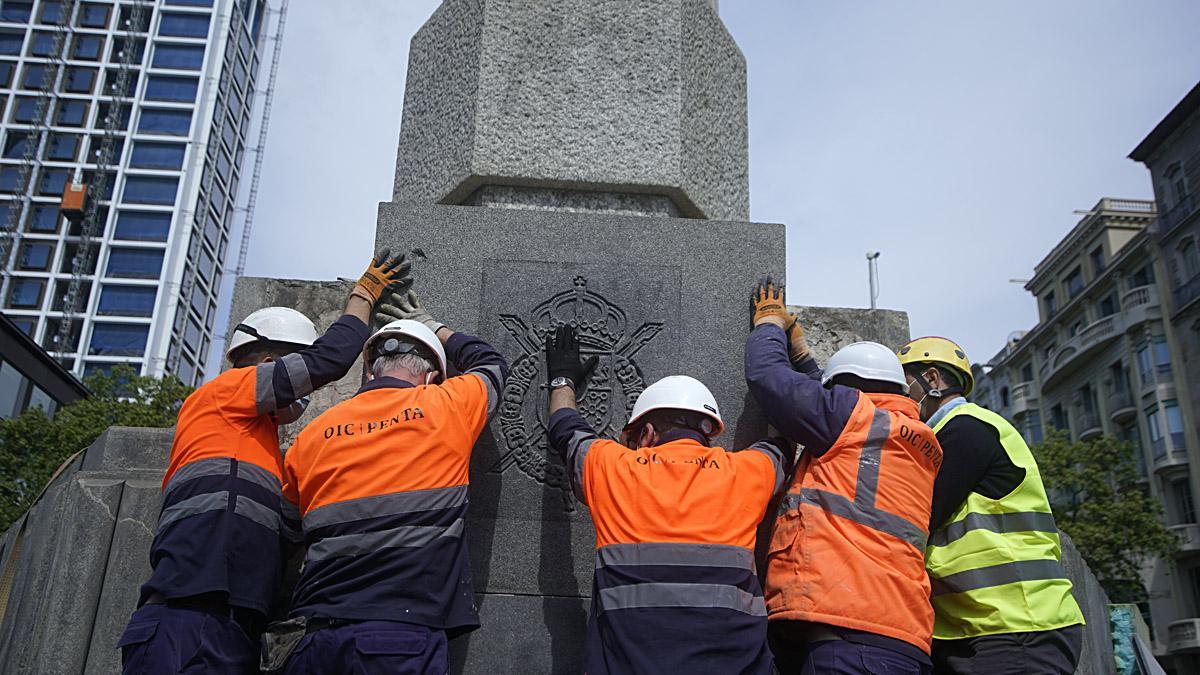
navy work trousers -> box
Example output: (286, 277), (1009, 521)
(931, 625), (1083, 675)
(118, 604), (258, 675)
(285, 620), (448, 675)
(777, 640), (932, 675)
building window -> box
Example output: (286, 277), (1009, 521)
(77, 3), (110, 29)
(6, 277), (44, 308)
(62, 67), (97, 93)
(1166, 163), (1190, 207)
(129, 141), (185, 170)
(8, 316), (34, 336)
(12, 96), (38, 122)
(113, 211), (171, 241)
(1137, 344), (1153, 386)
(0, 1), (32, 22)
(1065, 266), (1084, 299)
(1154, 338), (1172, 377)
(137, 108), (192, 136)
(1043, 291), (1057, 317)
(88, 323), (149, 356)
(0, 164), (21, 192)
(144, 75), (198, 102)
(27, 205), (59, 232)
(20, 62), (46, 89)
(159, 13), (210, 39)
(2, 131), (29, 158)
(98, 285), (156, 317)
(1180, 238), (1200, 281)
(1171, 478), (1196, 525)
(165, 0), (214, 6)
(37, 1), (61, 24)
(28, 31), (54, 57)
(1050, 404), (1068, 432)
(56, 99), (88, 126)
(0, 60), (13, 87)
(16, 241), (52, 270)
(0, 30), (22, 55)
(1020, 363), (1034, 383)
(1089, 246), (1104, 277)
(44, 133), (80, 161)
(1148, 407), (1165, 460)
(152, 43), (205, 70)
(123, 176), (178, 205)
(71, 34), (102, 60)
(1166, 401), (1185, 450)
(38, 168), (68, 195)
(1098, 292), (1118, 318)
(106, 247), (163, 278)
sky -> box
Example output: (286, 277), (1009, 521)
(231, 0), (1200, 367)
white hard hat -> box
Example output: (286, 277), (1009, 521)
(626, 375), (724, 437)
(226, 307), (318, 359)
(821, 341), (907, 388)
(363, 319), (448, 381)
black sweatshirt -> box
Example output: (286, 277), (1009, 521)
(928, 411), (1027, 531)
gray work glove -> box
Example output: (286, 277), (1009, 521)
(374, 289), (446, 333)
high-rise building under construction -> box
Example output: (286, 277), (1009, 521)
(0, 0), (281, 386)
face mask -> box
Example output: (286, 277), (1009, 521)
(272, 396), (311, 425)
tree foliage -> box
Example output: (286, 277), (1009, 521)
(0, 365), (191, 530)
(1035, 430), (1178, 602)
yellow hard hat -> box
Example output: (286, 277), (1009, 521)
(897, 336), (974, 397)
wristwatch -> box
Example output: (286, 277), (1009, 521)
(549, 376), (575, 390)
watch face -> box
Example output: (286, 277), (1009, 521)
(550, 377), (573, 389)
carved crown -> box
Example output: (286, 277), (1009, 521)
(531, 276), (626, 348)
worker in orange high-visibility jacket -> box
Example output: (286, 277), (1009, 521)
(744, 278), (942, 675)
(117, 249), (411, 675)
(279, 289), (507, 674)
(544, 324), (789, 675)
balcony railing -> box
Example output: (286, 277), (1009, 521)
(1174, 273), (1200, 315)
(1041, 315), (1126, 388)
(1169, 618), (1200, 654)
(1158, 194), (1197, 239)
(1170, 523), (1200, 558)
(1077, 413), (1103, 440)
(1010, 382), (1037, 416)
(1108, 390), (1136, 423)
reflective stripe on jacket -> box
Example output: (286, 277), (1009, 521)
(926, 402), (1084, 639)
(765, 393), (941, 654)
(283, 366), (497, 631)
(139, 314), (367, 613)
(564, 431), (784, 675)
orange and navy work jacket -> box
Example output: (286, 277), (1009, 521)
(140, 315), (369, 615)
(282, 332), (506, 633)
(548, 408), (788, 675)
(746, 324), (942, 658)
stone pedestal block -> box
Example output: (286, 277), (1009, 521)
(0, 427), (170, 675)
(394, 0), (748, 220)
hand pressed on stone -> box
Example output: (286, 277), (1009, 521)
(545, 324), (598, 388)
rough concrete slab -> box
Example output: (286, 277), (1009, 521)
(394, 0), (748, 221)
(80, 426), (173, 472)
(1061, 532), (1117, 675)
(84, 478), (161, 675)
(28, 478), (123, 675)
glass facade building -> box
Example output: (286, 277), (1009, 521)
(0, 0), (269, 386)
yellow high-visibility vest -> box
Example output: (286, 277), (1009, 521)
(925, 402), (1085, 639)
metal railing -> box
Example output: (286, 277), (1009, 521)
(1158, 194), (1198, 239)
(1174, 273), (1200, 314)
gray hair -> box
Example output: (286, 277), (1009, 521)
(371, 352), (436, 380)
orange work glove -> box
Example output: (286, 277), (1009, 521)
(751, 277), (794, 328)
(352, 248), (411, 305)
(786, 314), (812, 363)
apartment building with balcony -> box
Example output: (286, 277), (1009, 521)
(1130, 80), (1200, 670)
(972, 197), (1200, 670)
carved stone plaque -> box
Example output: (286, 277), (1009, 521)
(480, 261), (681, 510)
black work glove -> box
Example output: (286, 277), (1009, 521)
(545, 324), (598, 388)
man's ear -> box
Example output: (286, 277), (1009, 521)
(638, 422), (658, 449)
